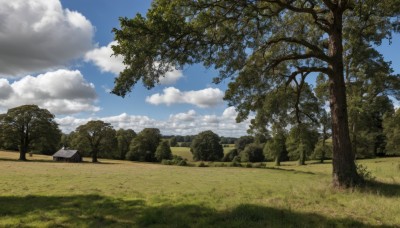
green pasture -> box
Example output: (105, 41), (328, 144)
(0, 151), (399, 227)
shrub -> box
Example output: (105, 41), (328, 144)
(240, 143), (265, 162)
(198, 162), (208, 167)
(155, 141), (172, 162)
(222, 149), (239, 162)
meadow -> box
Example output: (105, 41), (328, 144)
(0, 150), (399, 227)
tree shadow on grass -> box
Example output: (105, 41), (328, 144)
(360, 180), (400, 198)
(0, 195), (387, 228)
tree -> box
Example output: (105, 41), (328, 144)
(264, 125), (287, 166)
(190, 130), (223, 161)
(240, 143), (265, 163)
(75, 120), (116, 162)
(112, 1), (400, 187)
(116, 129), (136, 160)
(155, 141), (173, 161)
(126, 128), (161, 162)
(383, 109), (400, 155)
(286, 123), (319, 165)
(169, 137), (178, 147)
(222, 148), (239, 162)
(0, 105), (60, 160)
(235, 136), (254, 151)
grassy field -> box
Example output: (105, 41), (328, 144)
(0, 150), (399, 227)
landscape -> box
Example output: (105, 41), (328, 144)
(1, 0), (400, 227)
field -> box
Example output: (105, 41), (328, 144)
(0, 150), (399, 227)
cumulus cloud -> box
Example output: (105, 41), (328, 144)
(56, 108), (251, 137)
(84, 41), (183, 85)
(0, 0), (94, 77)
(0, 69), (99, 114)
(146, 87), (224, 108)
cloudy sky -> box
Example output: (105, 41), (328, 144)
(0, 0), (399, 137)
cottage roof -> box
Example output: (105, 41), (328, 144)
(53, 149), (79, 158)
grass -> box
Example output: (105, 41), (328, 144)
(0, 150), (399, 227)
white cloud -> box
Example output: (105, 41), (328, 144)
(0, 0), (94, 77)
(0, 69), (99, 114)
(56, 107), (251, 137)
(84, 41), (125, 75)
(146, 87), (224, 108)
(84, 42), (183, 85)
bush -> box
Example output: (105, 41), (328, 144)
(160, 155), (188, 166)
(198, 162), (208, 167)
(240, 143), (265, 162)
(222, 149), (239, 162)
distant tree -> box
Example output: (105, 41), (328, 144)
(155, 141), (173, 162)
(312, 141), (333, 162)
(75, 120), (116, 162)
(240, 143), (265, 163)
(222, 148), (239, 162)
(264, 125), (288, 166)
(0, 105), (60, 160)
(286, 124), (319, 165)
(383, 109), (400, 156)
(116, 129), (136, 160)
(235, 136), (254, 152)
(126, 128), (161, 162)
(169, 137), (178, 147)
(191, 130), (223, 161)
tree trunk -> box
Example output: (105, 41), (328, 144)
(19, 148), (27, 161)
(92, 150), (98, 163)
(274, 156), (280, 166)
(328, 6), (360, 188)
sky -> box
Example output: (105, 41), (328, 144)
(0, 0), (399, 137)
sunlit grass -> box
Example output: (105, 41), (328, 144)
(0, 150), (399, 227)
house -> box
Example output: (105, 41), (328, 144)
(53, 149), (82, 162)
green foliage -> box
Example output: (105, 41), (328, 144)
(264, 127), (287, 166)
(356, 163), (376, 182)
(116, 129), (136, 160)
(286, 124), (319, 165)
(169, 137), (178, 147)
(222, 149), (238, 162)
(155, 141), (172, 162)
(240, 143), (265, 163)
(74, 120), (117, 162)
(312, 141), (333, 162)
(190, 130), (223, 161)
(383, 109), (400, 155)
(234, 136), (254, 151)
(126, 128), (161, 162)
(161, 155), (187, 166)
(0, 105), (61, 160)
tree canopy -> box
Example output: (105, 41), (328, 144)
(112, 0), (400, 187)
(75, 120), (116, 163)
(191, 130), (224, 161)
(0, 105), (60, 160)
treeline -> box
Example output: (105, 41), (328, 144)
(1, 104), (400, 163)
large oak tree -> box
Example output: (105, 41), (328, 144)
(111, 0), (400, 187)
(0, 105), (60, 161)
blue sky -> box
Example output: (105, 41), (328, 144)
(0, 0), (399, 137)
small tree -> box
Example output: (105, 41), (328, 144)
(240, 143), (265, 163)
(75, 120), (116, 162)
(191, 130), (223, 161)
(222, 148), (239, 162)
(264, 130), (287, 166)
(169, 137), (178, 147)
(155, 141), (172, 162)
(126, 128), (161, 162)
(0, 105), (60, 160)
(286, 124), (319, 165)
(383, 109), (400, 156)
(235, 136), (254, 151)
